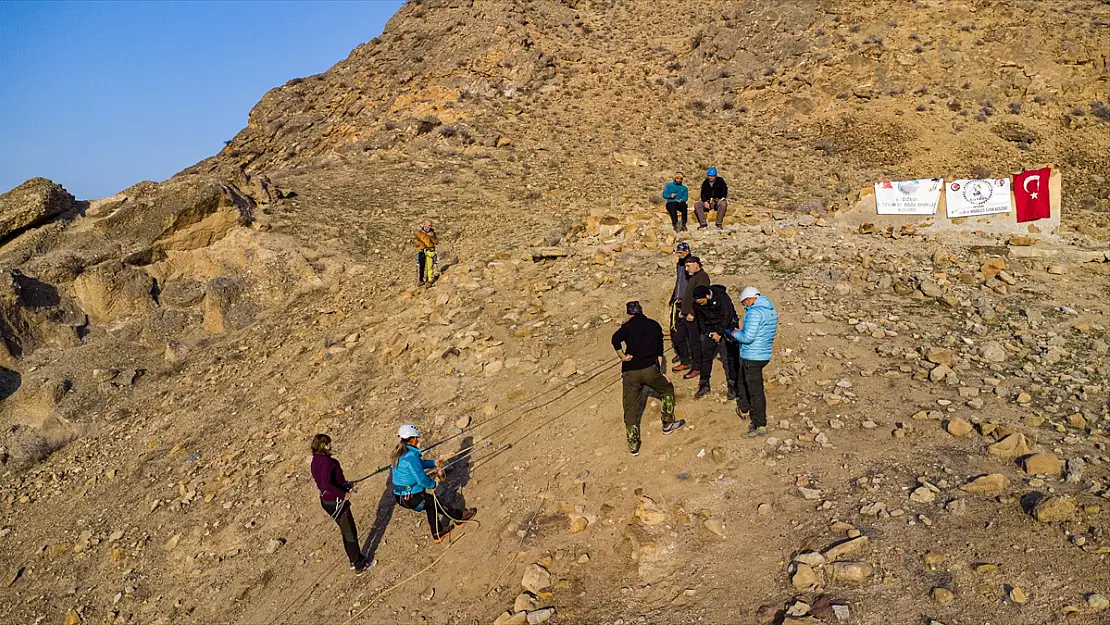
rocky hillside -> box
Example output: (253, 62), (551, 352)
(1, 1), (1109, 625)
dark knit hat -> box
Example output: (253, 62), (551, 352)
(626, 301), (643, 315)
(683, 255), (701, 265)
(693, 285), (711, 300)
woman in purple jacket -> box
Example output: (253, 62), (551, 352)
(310, 434), (368, 574)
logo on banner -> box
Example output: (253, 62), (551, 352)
(945, 178), (1011, 218)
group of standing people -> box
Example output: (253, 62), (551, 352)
(612, 240), (779, 455)
(661, 168), (730, 232)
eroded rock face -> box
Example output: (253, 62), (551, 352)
(0, 178), (76, 240)
(72, 261), (156, 325)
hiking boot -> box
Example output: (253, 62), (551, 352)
(662, 419), (686, 435)
(671, 354), (682, 364)
(459, 508), (477, 522)
(680, 223), (688, 232)
(715, 223), (724, 230)
(672, 363), (691, 372)
(697, 224), (708, 230)
(626, 424), (641, 456)
(353, 559), (375, 576)
(694, 383), (711, 399)
(744, 426), (768, 438)
(736, 406), (750, 420)
(432, 525), (454, 543)
(726, 387), (737, 401)
(682, 369), (701, 380)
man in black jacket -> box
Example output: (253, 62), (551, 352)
(679, 256), (710, 379)
(669, 242), (695, 372)
(694, 167), (729, 230)
(691, 284), (739, 399)
(611, 301), (686, 455)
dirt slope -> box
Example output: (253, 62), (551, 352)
(2, 1), (1109, 625)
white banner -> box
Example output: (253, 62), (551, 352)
(874, 179), (943, 215)
(945, 179), (1012, 218)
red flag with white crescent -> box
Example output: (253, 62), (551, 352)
(1013, 167), (1051, 223)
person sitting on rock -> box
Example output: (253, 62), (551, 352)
(694, 167), (728, 230)
(611, 301), (685, 456)
(661, 172), (689, 232)
(679, 256), (711, 380)
(692, 284), (739, 400)
(391, 424), (475, 543)
(414, 220), (439, 285)
(310, 433), (369, 574)
(729, 287), (778, 438)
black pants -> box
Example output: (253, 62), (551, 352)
(737, 359), (770, 426)
(321, 499), (364, 567)
(666, 201), (688, 230)
(670, 302), (694, 365)
(699, 334), (738, 389)
(396, 492), (465, 539)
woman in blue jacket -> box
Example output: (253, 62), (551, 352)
(728, 287), (778, 438)
(661, 173), (689, 232)
(391, 424), (475, 542)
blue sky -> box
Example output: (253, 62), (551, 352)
(0, 1), (403, 199)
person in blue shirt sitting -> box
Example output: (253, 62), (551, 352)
(661, 173), (689, 232)
(390, 424), (476, 543)
(728, 287), (779, 438)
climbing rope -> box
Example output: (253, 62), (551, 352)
(338, 490), (480, 625)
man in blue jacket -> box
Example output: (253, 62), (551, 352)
(661, 173), (689, 232)
(729, 287), (779, 437)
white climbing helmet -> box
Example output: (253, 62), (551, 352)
(397, 424), (420, 439)
(739, 286), (760, 301)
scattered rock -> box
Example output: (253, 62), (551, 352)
(526, 608), (555, 624)
(826, 562), (873, 584)
(1022, 453), (1063, 476)
(1032, 495), (1076, 523)
(514, 592), (539, 613)
(823, 536), (869, 562)
(634, 496), (668, 525)
(987, 433), (1032, 459)
(1009, 586), (1029, 604)
(932, 587), (955, 604)
(1087, 593), (1109, 611)
(521, 563), (552, 594)
(980, 342), (1007, 363)
(910, 487), (936, 504)
(703, 517), (726, 538)
(960, 474), (1009, 495)
(792, 563), (820, 591)
(946, 418), (973, 437)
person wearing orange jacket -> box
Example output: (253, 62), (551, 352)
(414, 219), (439, 285)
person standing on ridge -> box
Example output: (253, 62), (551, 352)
(414, 219), (439, 286)
(729, 287), (778, 438)
(391, 424), (476, 543)
(679, 256), (710, 380)
(310, 434), (370, 574)
(694, 167), (729, 230)
(691, 284), (739, 400)
(662, 173), (689, 232)
(611, 301), (686, 456)
(669, 242), (696, 372)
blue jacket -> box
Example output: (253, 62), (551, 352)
(391, 445), (437, 496)
(662, 181), (689, 203)
(729, 295), (778, 361)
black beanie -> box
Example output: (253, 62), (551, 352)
(626, 301), (643, 315)
(693, 285), (711, 300)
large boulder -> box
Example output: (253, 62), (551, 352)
(72, 260), (156, 324)
(0, 178), (76, 240)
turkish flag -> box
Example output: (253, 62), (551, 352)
(1014, 167), (1051, 223)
